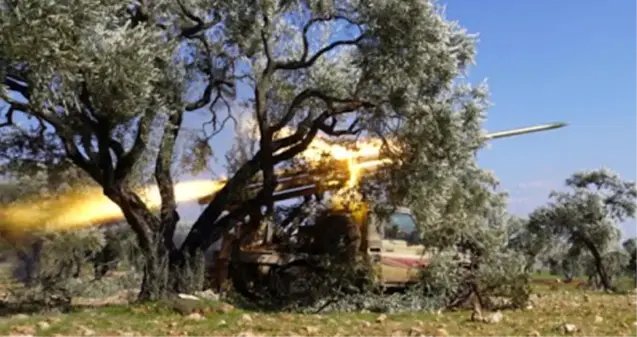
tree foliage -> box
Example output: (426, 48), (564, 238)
(622, 237), (636, 278)
(527, 168), (636, 291)
(1, 0), (501, 301)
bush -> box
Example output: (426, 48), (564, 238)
(418, 248), (531, 310)
(6, 225), (146, 310)
(7, 229), (105, 309)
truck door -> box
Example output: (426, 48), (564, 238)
(380, 210), (427, 285)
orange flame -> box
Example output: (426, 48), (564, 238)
(0, 133), (392, 238)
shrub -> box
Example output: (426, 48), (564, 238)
(8, 229), (105, 309)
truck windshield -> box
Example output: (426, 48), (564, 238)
(384, 212), (419, 243)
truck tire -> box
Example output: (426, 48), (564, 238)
(311, 213), (361, 263)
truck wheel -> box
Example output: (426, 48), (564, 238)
(229, 261), (264, 302)
(311, 213), (361, 263)
(268, 260), (327, 307)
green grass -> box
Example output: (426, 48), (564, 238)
(0, 280), (634, 336)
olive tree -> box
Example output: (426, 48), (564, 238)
(505, 216), (551, 272)
(1, 0), (488, 300)
(528, 168), (636, 291)
(623, 238), (636, 281)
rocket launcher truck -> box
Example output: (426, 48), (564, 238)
(0, 122), (567, 300)
(192, 122), (568, 301)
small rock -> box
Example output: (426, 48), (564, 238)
(11, 314), (30, 320)
(236, 331), (265, 337)
(583, 294), (590, 302)
(485, 311), (504, 324)
(171, 298), (200, 315)
(390, 331), (404, 337)
(178, 294), (200, 301)
(194, 289), (220, 301)
(360, 321), (372, 328)
(409, 327), (424, 337)
(280, 314), (294, 322)
(79, 326), (95, 336)
(36, 322), (51, 330)
(240, 314), (253, 323)
(433, 328), (449, 337)
(561, 324), (578, 334)
(186, 312), (203, 321)
(10, 325), (35, 336)
(525, 304), (534, 310)
(304, 326), (320, 334)
(376, 314), (388, 323)
(360, 309), (371, 314)
(594, 315), (603, 323)
(218, 320), (227, 327)
(235, 332), (254, 337)
(528, 329), (540, 337)
(217, 304), (235, 313)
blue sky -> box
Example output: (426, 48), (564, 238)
(440, 0), (636, 238)
(1, 1), (634, 238)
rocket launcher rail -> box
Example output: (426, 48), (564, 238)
(196, 121), (568, 205)
(197, 155), (384, 206)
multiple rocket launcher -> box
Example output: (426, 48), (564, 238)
(196, 122), (568, 205)
(0, 122), (567, 238)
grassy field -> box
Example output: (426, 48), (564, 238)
(0, 278), (634, 337)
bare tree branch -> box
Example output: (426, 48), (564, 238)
(274, 28), (366, 71)
(0, 105), (16, 128)
(271, 89), (372, 133)
(155, 110), (184, 251)
(319, 116), (363, 136)
(274, 14), (363, 72)
(184, 36), (236, 112)
(3, 76), (30, 100)
(272, 111), (330, 163)
(114, 113), (153, 182)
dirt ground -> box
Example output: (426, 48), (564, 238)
(0, 278), (634, 337)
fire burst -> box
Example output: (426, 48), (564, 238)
(0, 134), (389, 238)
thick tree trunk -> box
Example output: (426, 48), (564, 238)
(169, 249), (206, 295)
(586, 242), (616, 292)
(135, 233), (208, 300)
(138, 250), (170, 301)
(14, 239), (43, 286)
(136, 240), (208, 300)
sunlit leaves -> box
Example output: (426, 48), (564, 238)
(0, 1), (181, 125)
(526, 168), (636, 289)
(180, 136), (214, 175)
